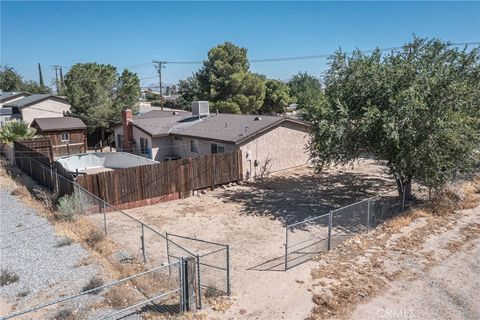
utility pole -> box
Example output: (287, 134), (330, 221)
(153, 60), (166, 111)
(52, 65), (61, 94)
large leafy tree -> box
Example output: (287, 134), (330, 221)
(305, 37), (480, 198)
(197, 42), (266, 114)
(288, 72), (322, 110)
(261, 79), (292, 114)
(0, 66), (23, 91)
(64, 63), (140, 140)
(0, 120), (37, 144)
(177, 75), (201, 110)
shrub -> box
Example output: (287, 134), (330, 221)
(53, 308), (74, 320)
(82, 276), (104, 295)
(56, 194), (81, 221)
(17, 290), (29, 297)
(0, 269), (20, 286)
(56, 236), (74, 247)
(204, 284), (221, 298)
(84, 229), (105, 248)
(105, 286), (136, 308)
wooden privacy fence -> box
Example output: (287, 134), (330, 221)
(76, 150), (243, 206)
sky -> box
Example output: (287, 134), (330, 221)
(1, 1), (479, 89)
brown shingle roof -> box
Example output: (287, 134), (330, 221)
(31, 117), (86, 132)
(130, 111), (308, 144)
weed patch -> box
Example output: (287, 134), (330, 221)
(0, 269), (19, 286)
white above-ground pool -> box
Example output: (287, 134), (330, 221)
(55, 152), (158, 174)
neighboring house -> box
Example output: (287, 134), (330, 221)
(0, 92), (31, 125)
(31, 117), (87, 158)
(0, 91), (30, 107)
(114, 101), (310, 179)
(4, 94), (71, 125)
(0, 107), (12, 126)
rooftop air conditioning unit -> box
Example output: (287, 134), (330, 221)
(191, 101), (210, 118)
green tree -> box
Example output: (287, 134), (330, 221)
(197, 42), (266, 114)
(0, 120), (38, 144)
(0, 66), (23, 91)
(177, 75), (201, 110)
(115, 69), (141, 115)
(22, 80), (51, 94)
(64, 63), (140, 141)
(288, 72), (322, 110)
(261, 79), (292, 114)
(305, 37), (480, 198)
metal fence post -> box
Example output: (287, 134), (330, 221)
(166, 232), (171, 275)
(179, 258), (185, 312)
(141, 223), (147, 263)
(401, 185), (406, 212)
(327, 211), (332, 251)
(196, 254), (202, 309)
(367, 198), (371, 233)
(284, 225), (289, 271)
(226, 245), (231, 296)
(102, 202), (107, 236)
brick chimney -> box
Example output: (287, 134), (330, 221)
(122, 109), (133, 151)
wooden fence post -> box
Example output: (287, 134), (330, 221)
(182, 256), (197, 312)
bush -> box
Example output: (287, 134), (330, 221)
(56, 194), (81, 221)
(53, 308), (75, 320)
(204, 284), (221, 298)
(82, 276), (104, 295)
(56, 236), (74, 247)
(105, 286), (136, 308)
(84, 229), (105, 248)
(0, 269), (19, 286)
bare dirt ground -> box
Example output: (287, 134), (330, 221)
(88, 158), (398, 319)
(308, 177), (480, 320)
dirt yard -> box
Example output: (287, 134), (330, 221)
(88, 158), (398, 319)
(308, 176), (480, 320)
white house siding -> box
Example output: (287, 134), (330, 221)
(239, 122), (310, 179)
(20, 99), (71, 124)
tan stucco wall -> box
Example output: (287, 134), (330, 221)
(171, 136), (235, 159)
(20, 99), (71, 125)
(239, 122), (310, 179)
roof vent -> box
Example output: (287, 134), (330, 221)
(191, 101), (210, 118)
(254, 116), (262, 121)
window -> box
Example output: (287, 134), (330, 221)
(211, 143), (225, 154)
(190, 139), (199, 153)
(140, 138), (149, 154)
(117, 134), (124, 150)
(61, 132), (69, 142)
(173, 136), (183, 141)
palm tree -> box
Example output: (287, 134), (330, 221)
(0, 120), (38, 144)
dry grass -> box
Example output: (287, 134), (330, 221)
(104, 285), (138, 308)
(308, 175), (480, 320)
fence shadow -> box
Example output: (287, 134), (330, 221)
(220, 170), (395, 228)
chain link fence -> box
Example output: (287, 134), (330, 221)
(285, 189), (408, 270)
(166, 233), (231, 309)
(7, 150), (232, 313)
(4, 262), (184, 319)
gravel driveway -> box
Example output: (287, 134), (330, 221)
(0, 186), (102, 317)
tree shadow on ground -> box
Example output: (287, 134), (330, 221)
(219, 170), (396, 228)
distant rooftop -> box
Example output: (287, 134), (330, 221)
(4, 94), (68, 108)
(0, 91), (30, 103)
(32, 116), (87, 132)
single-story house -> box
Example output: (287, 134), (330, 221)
(31, 117), (87, 157)
(4, 94), (71, 125)
(114, 101), (310, 179)
(0, 91), (30, 107)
